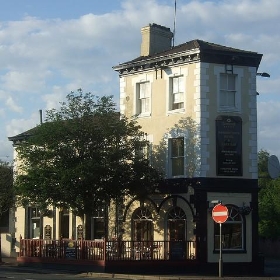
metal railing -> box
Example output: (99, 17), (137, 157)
(19, 239), (196, 261)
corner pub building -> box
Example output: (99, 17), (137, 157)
(9, 23), (265, 275)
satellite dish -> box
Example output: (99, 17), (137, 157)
(268, 155), (280, 179)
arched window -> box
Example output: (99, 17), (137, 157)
(132, 208), (153, 241)
(214, 205), (244, 250)
(168, 206), (186, 241)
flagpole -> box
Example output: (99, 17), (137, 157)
(173, 0), (177, 47)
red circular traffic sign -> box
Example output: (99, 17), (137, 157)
(212, 204), (228, 223)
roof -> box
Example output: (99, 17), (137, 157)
(8, 112), (122, 144)
(113, 39), (263, 73)
(8, 127), (37, 144)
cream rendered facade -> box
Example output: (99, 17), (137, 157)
(113, 23), (263, 272)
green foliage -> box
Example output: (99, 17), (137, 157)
(14, 90), (162, 216)
(258, 149), (280, 238)
(0, 160), (14, 215)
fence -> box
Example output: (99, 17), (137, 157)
(19, 239), (196, 261)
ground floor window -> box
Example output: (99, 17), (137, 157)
(132, 208), (153, 242)
(0, 210), (9, 233)
(214, 205), (244, 250)
(92, 218), (105, 239)
(28, 207), (40, 239)
(59, 208), (69, 239)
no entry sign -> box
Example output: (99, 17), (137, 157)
(212, 204), (228, 223)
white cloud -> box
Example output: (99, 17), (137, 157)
(5, 96), (22, 113)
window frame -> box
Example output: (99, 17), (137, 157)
(219, 73), (237, 109)
(169, 137), (185, 177)
(28, 207), (41, 239)
(136, 81), (151, 116)
(213, 205), (246, 253)
(169, 76), (185, 112)
(216, 67), (243, 113)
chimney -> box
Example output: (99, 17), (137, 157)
(39, 109), (43, 124)
(140, 23), (173, 57)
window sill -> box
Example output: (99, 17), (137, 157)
(168, 175), (186, 179)
(218, 107), (240, 113)
(135, 112), (151, 118)
(167, 108), (185, 115)
(213, 249), (247, 254)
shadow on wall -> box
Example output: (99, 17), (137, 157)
(1, 233), (17, 257)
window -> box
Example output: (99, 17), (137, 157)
(170, 76), (184, 110)
(136, 82), (150, 115)
(29, 207), (41, 239)
(219, 73), (237, 109)
(170, 138), (184, 176)
(0, 211), (9, 233)
(59, 208), (69, 239)
(135, 139), (150, 160)
(132, 208), (153, 242)
(214, 205), (244, 251)
(168, 207), (186, 241)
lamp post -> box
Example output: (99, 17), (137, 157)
(256, 72), (270, 95)
(257, 72), (270, 78)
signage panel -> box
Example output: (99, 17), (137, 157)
(216, 116), (242, 176)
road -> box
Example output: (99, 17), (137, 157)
(0, 258), (279, 280)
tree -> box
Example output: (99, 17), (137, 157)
(0, 160), (14, 217)
(0, 160), (14, 262)
(14, 90), (162, 238)
(258, 149), (280, 238)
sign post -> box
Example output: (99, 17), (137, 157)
(212, 203), (228, 278)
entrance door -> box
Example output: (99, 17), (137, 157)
(167, 207), (186, 259)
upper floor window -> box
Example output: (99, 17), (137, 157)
(170, 76), (184, 111)
(219, 73), (237, 110)
(136, 82), (151, 115)
(170, 137), (184, 176)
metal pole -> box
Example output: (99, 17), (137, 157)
(219, 223), (223, 277)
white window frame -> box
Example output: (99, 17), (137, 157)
(169, 76), (185, 111)
(219, 73), (237, 109)
(136, 81), (151, 116)
(29, 207), (41, 239)
(216, 66), (243, 113)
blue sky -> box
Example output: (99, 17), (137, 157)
(0, 0), (124, 20)
(0, 0), (280, 164)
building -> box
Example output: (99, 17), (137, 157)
(112, 23), (263, 274)
(8, 23), (265, 275)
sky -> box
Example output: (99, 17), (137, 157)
(0, 0), (279, 165)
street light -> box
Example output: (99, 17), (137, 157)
(257, 72), (270, 78)
(256, 72), (270, 95)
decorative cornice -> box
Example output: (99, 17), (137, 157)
(115, 52), (200, 75)
(113, 39), (263, 76)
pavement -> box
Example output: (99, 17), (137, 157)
(1, 257), (280, 279)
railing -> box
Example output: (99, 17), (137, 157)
(19, 239), (196, 261)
